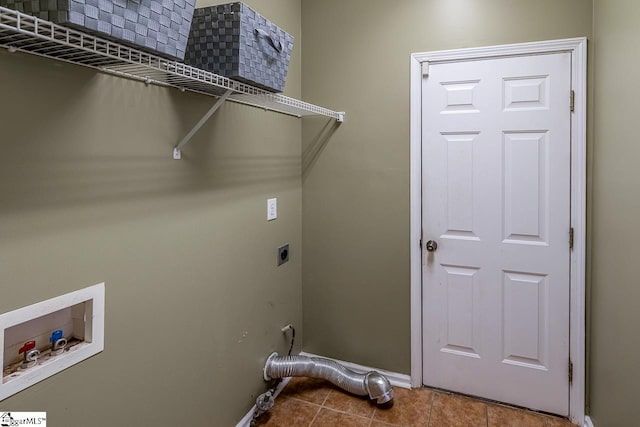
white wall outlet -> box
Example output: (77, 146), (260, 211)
(267, 198), (277, 221)
(0, 282), (105, 401)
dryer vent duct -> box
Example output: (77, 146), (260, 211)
(264, 353), (394, 404)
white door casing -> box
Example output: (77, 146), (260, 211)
(422, 52), (570, 415)
(409, 38), (587, 425)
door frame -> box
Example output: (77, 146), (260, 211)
(409, 38), (587, 425)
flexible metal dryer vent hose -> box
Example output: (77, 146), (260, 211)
(264, 353), (394, 404)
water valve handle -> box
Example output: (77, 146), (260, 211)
(24, 349), (40, 362)
(19, 340), (36, 354)
(50, 330), (64, 344)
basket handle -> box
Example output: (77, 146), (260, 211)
(254, 28), (283, 53)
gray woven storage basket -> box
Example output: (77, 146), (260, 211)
(184, 2), (293, 93)
(0, 0), (196, 60)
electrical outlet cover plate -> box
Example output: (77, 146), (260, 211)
(0, 282), (105, 401)
(278, 244), (289, 266)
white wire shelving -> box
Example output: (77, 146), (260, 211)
(0, 6), (344, 158)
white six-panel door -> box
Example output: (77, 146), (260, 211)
(422, 53), (571, 415)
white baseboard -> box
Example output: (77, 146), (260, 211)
(584, 415), (595, 427)
(235, 377), (291, 427)
(299, 351), (413, 389)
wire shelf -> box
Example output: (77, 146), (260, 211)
(0, 6), (343, 120)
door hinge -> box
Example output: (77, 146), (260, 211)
(422, 61), (430, 77)
(419, 230), (423, 250)
(568, 360), (573, 384)
(570, 90), (575, 112)
(569, 227), (574, 250)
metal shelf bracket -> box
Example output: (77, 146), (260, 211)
(172, 89), (234, 160)
(0, 6), (345, 158)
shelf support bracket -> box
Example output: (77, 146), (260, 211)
(173, 89), (234, 160)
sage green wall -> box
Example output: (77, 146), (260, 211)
(301, 0), (592, 374)
(589, 1), (640, 425)
(0, 0), (301, 425)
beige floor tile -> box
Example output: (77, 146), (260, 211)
(487, 404), (548, 427)
(310, 408), (372, 427)
(279, 377), (333, 405)
(372, 387), (432, 426)
(323, 389), (376, 418)
(429, 392), (487, 427)
(255, 397), (320, 426)
(544, 415), (577, 427)
(271, 380), (576, 427)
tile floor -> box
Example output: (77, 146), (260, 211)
(254, 377), (577, 427)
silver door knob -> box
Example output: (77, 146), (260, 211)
(426, 240), (438, 252)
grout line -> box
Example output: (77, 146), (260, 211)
(486, 401), (489, 427)
(370, 398), (377, 423)
(290, 390), (384, 426)
(307, 390), (332, 427)
(288, 397), (324, 409)
(427, 390), (436, 427)
(320, 389), (332, 407)
(319, 407), (376, 422)
(307, 403), (322, 427)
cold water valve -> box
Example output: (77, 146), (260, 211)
(49, 330), (67, 356)
(18, 340), (40, 369)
